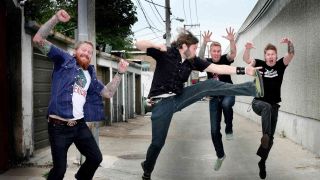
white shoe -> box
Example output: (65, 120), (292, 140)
(73, 159), (80, 166)
(214, 155), (226, 171)
(226, 133), (234, 140)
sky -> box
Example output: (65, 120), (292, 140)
(132, 0), (258, 53)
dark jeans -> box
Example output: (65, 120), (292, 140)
(209, 95), (235, 158)
(214, 96), (235, 134)
(47, 121), (102, 180)
(143, 79), (257, 173)
(252, 99), (280, 160)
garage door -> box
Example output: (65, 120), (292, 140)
(33, 49), (53, 149)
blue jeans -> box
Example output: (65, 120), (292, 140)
(212, 96), (235, 134)
(252, 99), (280, 160)
(209, 95), (235, 158)
(143, 79), (256, 173)
(47, 121), (102, 180)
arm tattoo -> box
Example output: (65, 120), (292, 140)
(101, 73), (122, 98)
(288, 42), (295, 54)
(38, 15), (59, 40)
(34, 40), (52, 55)
(33, 15), (58, 54)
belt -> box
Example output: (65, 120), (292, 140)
(48, 117), (84, 126)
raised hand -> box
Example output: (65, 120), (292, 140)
(56, 9), (71, 23)
(202, 30), (213, 43)
(222, 27), (235, 41)
(245, 41), (255, 49)
(118, 59), (129, 74)
(280, 37), (292, 44)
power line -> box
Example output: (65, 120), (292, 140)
(182, 0), (188, 24)
(133, 27), (149, 33)
(151, 0), (165, 22)
(188, 0), (193, 25)
(135, 31), (162, 38)
(137, 0), (157, 28)
(148, 2), (164, 26)
(194, 0), (199, 25)
(135, 0), (158, 37)
(144, 0), (166, 8)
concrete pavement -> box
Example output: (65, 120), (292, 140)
(1, 101), (319, 180)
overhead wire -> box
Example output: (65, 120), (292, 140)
(182, 0), (188, 24)
(188, 0), (193, 25)
(135, 0), (160, 39)
(148, 1), (165, 27)
(150, 0), (165, 22)
(194, 0), (199, 25)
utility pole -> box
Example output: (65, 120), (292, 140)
(184, 24), (201, 44)
(165, 0), (171, 46)
(78, 0), (96, 66)
(78, 0), (88, 41)
(183, 24), (200, 30)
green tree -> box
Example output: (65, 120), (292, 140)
(96, 0), (137, 50)
(24, 0), (137, 50)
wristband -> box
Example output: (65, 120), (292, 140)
(236, 67), (245, 75)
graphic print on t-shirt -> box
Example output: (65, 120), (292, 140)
(264, 69), (278, 78)
(74, 69), (89, 97)
(72, 69), (91, 119)
(76, 69), (87, 88)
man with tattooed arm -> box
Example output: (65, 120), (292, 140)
(33, 9), (129, 180)
(243, 38), (295, 179)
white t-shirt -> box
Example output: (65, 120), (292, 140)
(71, 69), (91, 120)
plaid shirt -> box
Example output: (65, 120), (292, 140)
(47, 45), (105, 121)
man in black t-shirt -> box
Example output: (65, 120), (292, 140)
(135, 30), (264, 180)
(198, 28), (237, 171)
(243, 38), (295, 179)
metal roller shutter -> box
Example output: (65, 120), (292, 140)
(33, 49), (53, 149)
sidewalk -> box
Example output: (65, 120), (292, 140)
(1, 102), (320, 180)
(0, 115), (152, 180)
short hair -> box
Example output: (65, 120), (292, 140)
(173, 30), (199, 49)
(264, 43), (277, 54)
(74, 41), (94, 50)
(210, 41), (221, 49)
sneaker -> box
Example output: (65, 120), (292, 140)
(254, 70), (264, 97)
(73, 159), (80, 166)
(141, 161), (151, 180)
(225, 133), (234, 140)
(258, 160), (267, 179)
(214, 155), (226, 171)
(261, 134), (270, 149)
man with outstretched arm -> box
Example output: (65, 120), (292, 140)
(33, 9), (129, 180)
(243, 38), (294, 179)
(136, 30), (264, 180)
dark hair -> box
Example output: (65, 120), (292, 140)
(264, 43), (277, 54)
(173, 30), (199, 49)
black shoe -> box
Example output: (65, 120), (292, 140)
(258, 161), (266, 179)
(141, 161), (151, 180)
(261, 134), (270, 149)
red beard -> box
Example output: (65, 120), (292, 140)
(76, 55), (90, 70)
